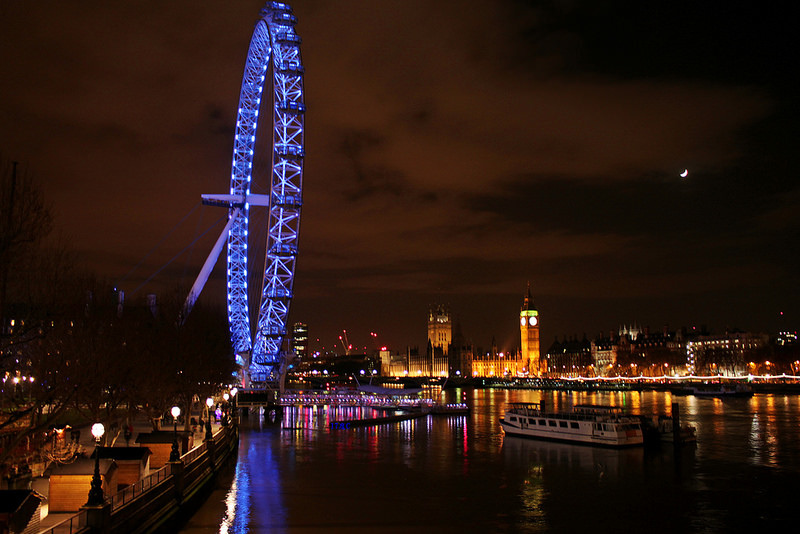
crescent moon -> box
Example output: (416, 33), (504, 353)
(680, 169), (689, 178)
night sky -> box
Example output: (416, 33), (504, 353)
(2, 1), (798, 354)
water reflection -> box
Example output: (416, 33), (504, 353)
(503, 435), (644, 478)
(222, 418), (287, 533)
(218, 453), (250, 534)
(182, 390), (800, 533)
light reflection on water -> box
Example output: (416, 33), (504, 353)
(216, 425), (287, 534)
(181, 389), (800, 533)
(218, 454), (248, 534)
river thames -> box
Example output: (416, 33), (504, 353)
(180, 388), (800, 533)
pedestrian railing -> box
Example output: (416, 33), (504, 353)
(39, 509), (87, 534)
(180, 439), (207, 465)
(110, 464), (171, 511)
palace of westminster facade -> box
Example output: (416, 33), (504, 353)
(377, 287), (774, 378)
(379, 286), (543, 378)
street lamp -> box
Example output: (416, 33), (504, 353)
(170, 406), (181, 462)
(87, 423), (105, 506)
(205, 397), (213, 440)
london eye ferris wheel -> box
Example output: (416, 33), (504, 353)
(183, 1), (305, 387)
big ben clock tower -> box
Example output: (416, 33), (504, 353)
(520, 284), (541, 377)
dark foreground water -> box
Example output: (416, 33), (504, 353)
(179, 389), (800, 533)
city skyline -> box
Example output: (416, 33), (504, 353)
(2, 1), (797, 353)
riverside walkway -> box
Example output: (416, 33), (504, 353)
(38, 422), (238, 534)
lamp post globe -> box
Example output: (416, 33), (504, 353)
(170, 406), (181, 462)
(87, 423), (105, 506)
(91, 423), (105, 441)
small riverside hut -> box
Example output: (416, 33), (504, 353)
(91, 447), (151, 490)
(47, 459), (118, 512)
(135, 431), (193, 469)
(0, 489), (43, 534)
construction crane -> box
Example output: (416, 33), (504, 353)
(338, 330), (352, 356)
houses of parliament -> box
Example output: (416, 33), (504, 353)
(298, 283), (780, 379)
(379, 287), (542, 378)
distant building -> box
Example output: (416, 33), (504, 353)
(588, 325), (690, 377)
(291, 322), (308, 360)
(379, 348), (408, 377)
(414, 343), (448, 377)
(687, 329), (769, 376)
(546, 335), (591, 377)
(591, 332), (619, 376)
(471, 339), (527, 378)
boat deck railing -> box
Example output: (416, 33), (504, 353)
(506, 402), (634, 423)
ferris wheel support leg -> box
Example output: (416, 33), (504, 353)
(180, 208), (241, 324)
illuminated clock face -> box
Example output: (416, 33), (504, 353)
(529, 316), (538, 326)
(520, 317), (527, 326)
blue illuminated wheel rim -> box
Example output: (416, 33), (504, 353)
(227, 2), (304, 385)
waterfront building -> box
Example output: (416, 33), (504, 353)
(590, 332), (618, 376)
(773, 331), (800, 375)
(379, 348), (408, 377)
(471, 340), (528, 377)
(377, 346), (447, 378)
(590, 325), (690, 377)
(687, 329), (769, 376)
(412, 343), (448, 377)
(519, 285), (541, 376)
(775, 330), (798, 346)
(546, 335), (591, 377)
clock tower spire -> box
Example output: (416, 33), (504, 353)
(520, 283), (541, 377)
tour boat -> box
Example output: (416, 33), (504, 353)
(671, 383), (754, 398)
(691, 383), (754, 398)
(500, 402), (644, 447)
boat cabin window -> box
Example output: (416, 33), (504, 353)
(528, 418), (536, 424)
(538, 419), (546, 426)
(548, 420), (557, 427)
(570, 422), (579, 429)
(559, 421), (568, 428)
(509, 416), (517, 422)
